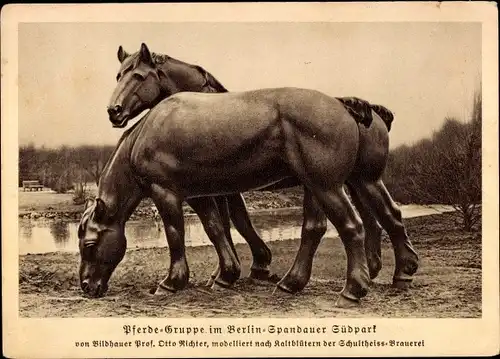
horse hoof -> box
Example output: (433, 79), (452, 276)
(250, 269), (281, 284)
(336, 294), (361, 308)
(272, 285), (294, 297)
(154, 283), (176, 296)
(213, 277), (234, 289)
(275, 280), (300, 294)
(210, 281), (234, 293)
(267, 274), (282, 284)
(392, 277), (413, 290)
(257, 273), (282, 285)
(249, 268), (271, 280)
(205, 276), (216, 287)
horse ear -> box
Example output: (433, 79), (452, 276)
(117, 46), (130, 63)
(139, 43), (154, 66)
(94, 198), (108, 222)
(84, 197), (95, 211)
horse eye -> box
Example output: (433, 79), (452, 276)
(133, 73), (145, 80)
(116, 73), (121, 81)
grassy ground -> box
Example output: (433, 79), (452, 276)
(19, 212), (481, 318)
(18, 191), (80, 213)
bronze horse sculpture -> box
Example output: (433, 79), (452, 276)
(80, 83), (383, 307)
(103, 43), (419, 293)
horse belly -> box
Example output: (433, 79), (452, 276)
(181, 161), (291, 197)
(176, 134), (289, 196)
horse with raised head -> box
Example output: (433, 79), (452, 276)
(104, 43), (419, 294)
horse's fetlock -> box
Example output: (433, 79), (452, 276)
(402, 256), (419, 276)
(367, 257), (382, 280)
(223, 261), (241, 281)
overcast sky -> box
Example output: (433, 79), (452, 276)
(18, 22), (481, 149)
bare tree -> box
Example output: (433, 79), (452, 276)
(407, 92), (481, 231)
(74, 145), (114, 185)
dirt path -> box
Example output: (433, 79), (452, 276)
(19, 213), (481, 318)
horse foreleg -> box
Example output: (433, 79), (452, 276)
(346, 182), (383, 280)
(188, 197), (241, 288)
(353, 179), (419, 289)
(310, 186), (371, 307)
(276, 188), (327, 293)
(226, 193), (273, 280)
(150, 184), (189, 294)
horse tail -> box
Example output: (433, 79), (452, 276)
(370, 104), (394, 132)
(336, 97), (373, 128)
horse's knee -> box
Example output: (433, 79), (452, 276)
(338, 219), (365, 245)
(302, 218), (327, 240)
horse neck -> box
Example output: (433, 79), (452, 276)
(157, 57), (227, 95)
(157, 59), (203, 94)
(98, 129), (144, 225)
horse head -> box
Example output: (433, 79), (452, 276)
(107, 43), (167, 128)
(77, 197), (126, 298)
(108, 43), (225, 128)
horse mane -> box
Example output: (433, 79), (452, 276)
(194, 65), (229, 93)
(336, 97), (374, 128)
(99, 117), (147, 181)
(152, 52), (228, 93)
(370, 104), (394, 132)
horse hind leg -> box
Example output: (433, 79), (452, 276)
(353, 179), (419, 289)
(346, 182), (383, 280)
(206, 196), (240, 287)
(276, 187), (327, 293)
(310, 186), (371, 306)
(226, 194), (274, 281)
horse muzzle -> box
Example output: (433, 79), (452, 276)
(81, 278), (108, 298)
(107, 105), (129, 128)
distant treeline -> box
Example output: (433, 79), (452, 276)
(19, 92), (481, 230)
(19, 144), (115, 193)
(382, 92), (481, 231)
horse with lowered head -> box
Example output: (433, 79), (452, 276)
(80, 84), (384, 307)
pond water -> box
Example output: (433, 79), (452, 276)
(18, 205), (455, 255)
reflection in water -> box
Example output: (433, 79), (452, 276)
(18, 205), (455, 255)
(19, 209), (330, 255)
(49, 221), (70, 248)
(19, 220), (33, 243)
